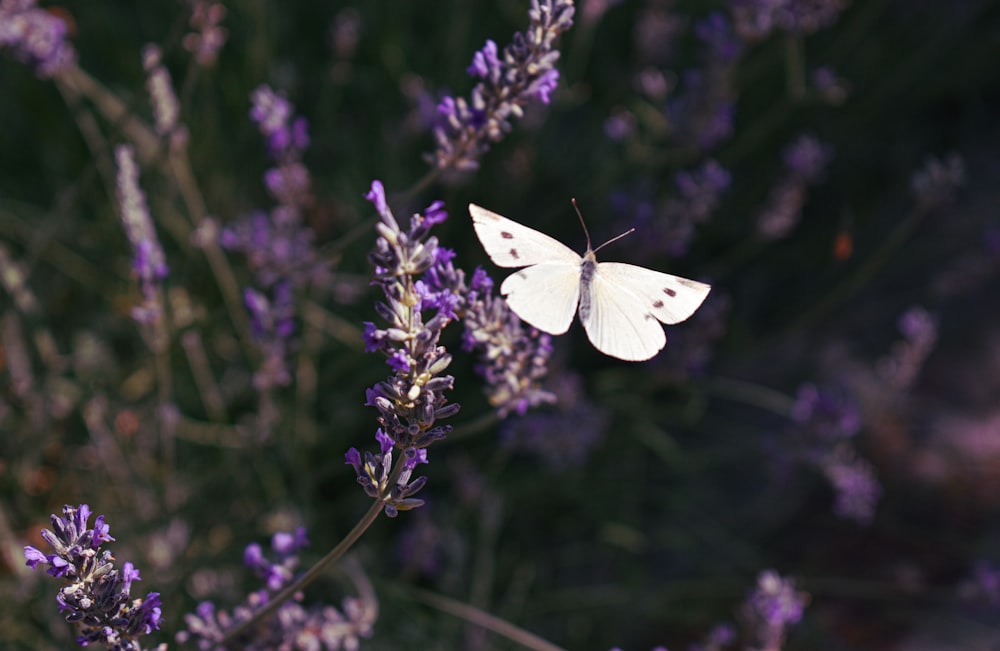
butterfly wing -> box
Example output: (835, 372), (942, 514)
(500, 262), (582, 335)
(469, 203), (581, 268)
(595, 263), (711, 324)
(580, 262), (711, 361)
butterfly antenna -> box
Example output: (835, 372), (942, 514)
(571, 198), (593, 251)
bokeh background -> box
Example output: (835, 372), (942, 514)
(2, 0), (1000, 649)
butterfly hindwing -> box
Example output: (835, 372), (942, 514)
(469, 203), (581, 268)
(500, 262), (581, 335)
(579, 263), (667, 361)
(594, 262), (711, 325)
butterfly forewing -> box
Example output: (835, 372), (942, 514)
(595, 262), (711, 325)
(580, 264), (667, 361)
(469, 203), (581, 268)
(500, 262), (581, 335)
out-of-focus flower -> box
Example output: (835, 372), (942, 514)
(115, 144), (169, 324)
(182, 0), (227, 66)
(177, 528), (376, 650)
(0, 0), (76, 77)
(500, 372), (606, 470)
(911, 153), (964, 208)
(877, 306), (938, 390)
(731, 0), (850, 41)
(756, 134), (833, 240)
(743, 569), (808, 651)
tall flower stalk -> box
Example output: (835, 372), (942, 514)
(346, 180), (461, 517)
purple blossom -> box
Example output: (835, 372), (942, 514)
(115, 144), (169, 324)
(756, 134), (833, 239)
(500, 373), (606, 470)
(731, 0), (850, 41)
(182, 0), (227, 66)
(911, 153), (965, 208)
(821, 446), (881, 524)
(142, 44), (181, 138)
(178, 528), (377, 650)
(459, 267), (556, 417)
(877, 305), (938, 390)
(745, 570), (808, 650)
(0, 0), (76, 77)
(24, 504), (163, 651)
(346, 181), (462, 516)
(430, 0), (575, 172)
(791, 383), (861, 442)
(243, 283), (296, 390)
(617, 160), (730, 259)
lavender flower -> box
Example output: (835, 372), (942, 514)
(177, 528), (377, 650)
(500, 372), (606, 470)
(731, 0), (850, 41)
(0, 0), (76, 78)
(877, 305), (938, 390)
(911, 153), (965, 208)
(24, 504), (164, 651)
(346, 180), (461, 517)
(958, 561), (1000, 612)
(821, 445), (881, 524)
(662, 160), (731, 257)
(687, 623), (736, 651)
(756, 134), (832, 240)
(182, 0), (227, 66)
(666, 12), (742, 152)
(430, 0), (575, 172)
(791, 383), (861, 443)
(244, 283), (296, 390)
(142, 44), (181, 139)
(115, 144), (169, 324)
(460, 268), (556, 416)
(743, 570), (808, 651)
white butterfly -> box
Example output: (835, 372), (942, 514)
(469, 202), (711, 361)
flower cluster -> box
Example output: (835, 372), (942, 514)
(182, 0), (227, 66)
(24, 504), (164, 651)
(666, 11), (743, 152)
(743, 570), (808, 651)
(244, 283), (295, 390)
(431, 0), (575, 172)
(731, 0), (850, 41)
(789, 382), (881, 524)
(0, 0), (76, 78)
(115, 144), (169, 324)
(756, 134), (833, 240)
(911, 152), (965, 208)
(142, 44), (181, 140)
(660, 160), (732, 258)
(346, 180), (460, 517)
(177, 528), (377, 650)
(500, 372), (605, 470)
(221, 86), (323, 389)
(877, 305), (938, 390)
(460, 268), (556, 417)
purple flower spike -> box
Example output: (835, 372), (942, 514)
(24, 505), (162, 650)
(430, 0), (575, 172)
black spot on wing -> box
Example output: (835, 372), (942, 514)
(501, 231), (514, 239)
(509, 248), (519, 260)
(663, 287), (677, 297)
(652, 300), (664, 308)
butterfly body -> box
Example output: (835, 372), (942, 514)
(470, 203), (711, 361)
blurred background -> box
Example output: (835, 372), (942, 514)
(2, 0), (1000, 649)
